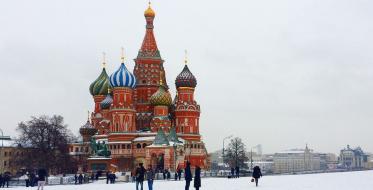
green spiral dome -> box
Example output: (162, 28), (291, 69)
(150, 84), (172, 106)
(89, 68), (110, 96)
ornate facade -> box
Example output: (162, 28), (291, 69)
(70, 4), (209, 172)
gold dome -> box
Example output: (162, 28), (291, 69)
(144, 3), (155, 17)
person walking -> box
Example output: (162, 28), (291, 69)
(135, 163), (146, 190)
(30, 172), (36, 187)
(235, 166), (240, 178)
(146, 165), (155, 190)
(78, 174), (83, 184)
(106, 171), (110, 184)
(25, 172), (30, 187)
(74, 174), (78, 185)
(230, 168), (235, 178)
(177, 168), (182, 181)
(0, 173), (3, 188)
(252, 166), (262, 187)
(3, 173), (10, 188)
(37, 168), (47, 190)
(184, 161), (192, 190)
(193, 166), (201, 190)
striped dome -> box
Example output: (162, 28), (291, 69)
(109, 63), (136, 88)
(100, 94), (113, 109)
(175, 65), (197, 88)
(89, 68), (110, 96)
(150, 84), (172, 106)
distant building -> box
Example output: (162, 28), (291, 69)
(319, 153), (338, 170)
(273, 145), (320, 174)
(0, 140), (25, 175)
(339, 145), (369, 169)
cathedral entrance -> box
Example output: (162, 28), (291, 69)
(151, 153), (164, 172)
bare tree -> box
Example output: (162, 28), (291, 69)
(13, 115), (77, 174)
(225, 137), (249, 168)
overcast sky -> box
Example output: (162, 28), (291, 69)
(1, 0), (373, 154)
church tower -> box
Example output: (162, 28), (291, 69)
(174, 57), (201, 141)
(133, 3), (167, 130)
(108, 50), (137, 133)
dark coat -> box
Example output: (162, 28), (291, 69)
(252, 166), (262, 179)
(135, 166), (146, 182)
(37, 169), (47, 181)
(194, 167), (201, 188)
(185, 163), (192, 181)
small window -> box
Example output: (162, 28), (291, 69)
(122, 144), (126, 149)
(127, 144), (131, 149)
(142, 143), (147, 148)
(137, 143), (142, 149)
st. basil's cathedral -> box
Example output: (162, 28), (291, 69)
(69, 3), (210, 172)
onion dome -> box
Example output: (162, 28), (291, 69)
(100, 93), (113, 109)
(175, 65), (197, 88)
(89, 68), (110, 96)
(153, 128), (169, 146)
(79, 121), (98, 136)
(144, 2), (155, 17)
(109, 63), (136, 88)
(150, 83), (172, 106)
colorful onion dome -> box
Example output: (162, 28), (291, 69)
(150, 84), (172, 106)
(175, 65), (197, 88)
(109, 63), (136, 88)
(89, 68), (110, 96)
(79, 121), (97, 136)
(100, 94), (113, 109)
(144, 3), (155, 17)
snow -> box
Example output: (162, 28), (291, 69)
(13, 170), (373, 190)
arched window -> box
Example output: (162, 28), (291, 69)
(142, 143), (147, 148)
(136, 143), (142, 149)
(127, 144), (131, 149)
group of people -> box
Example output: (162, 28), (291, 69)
(230, 166), (240, 178)
(106, 171), (116, 184)
(132, 161), (201, 190)
(0, 173), (11, 188)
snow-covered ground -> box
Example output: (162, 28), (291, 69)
(15, 170), (373, 190)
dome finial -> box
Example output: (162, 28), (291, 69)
(144, 1), (155, 17)
(184, 50), (188, 65)
(121, 47), (125, 63)
(159, 70), (164, 85)
(102, 52), (106, 68)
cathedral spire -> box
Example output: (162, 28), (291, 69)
(138, 2), (160, 59)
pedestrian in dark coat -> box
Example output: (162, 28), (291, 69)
(135, 163), (146, 190)
(194, 166), (201, 190)
(146, 166), (155, 190)
(106, 171), (110, 184)
(252, 166), (262, 187)
(3, 173), (10, 188)
(30, 172), (36, 187)
(230, 168), (235, 178)
(37, 168), (47, 190)
(90, 173), (94, 182)
(184, 161), (192, 190)
(74, 174), (78, 185)
(0, 173), (3, 188)
(78, 174), (83, 184)
(177, 168), (182, 180)
(235, 166), (240, 178)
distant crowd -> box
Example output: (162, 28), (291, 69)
(1, 164), (263, 189)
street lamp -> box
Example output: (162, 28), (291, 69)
(222, 135), (233, 167)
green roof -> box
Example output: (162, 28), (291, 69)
(153, 128), (170, 146)
(168, 127), (182, 143)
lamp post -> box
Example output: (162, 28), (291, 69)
(222, 135), (233, 167)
